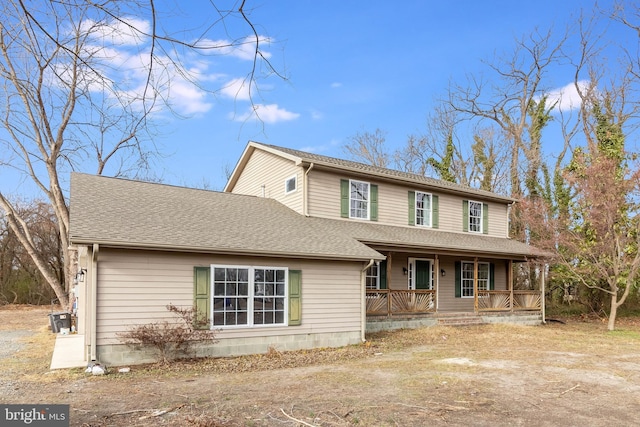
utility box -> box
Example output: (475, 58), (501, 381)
(49, 312), (71, 333)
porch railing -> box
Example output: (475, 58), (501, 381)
(366, 289), (436, 316)
(477, 290), (542, 312)
(366, 289), (542, 316)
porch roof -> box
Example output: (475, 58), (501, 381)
(311, 217), (546, 260)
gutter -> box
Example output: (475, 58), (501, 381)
(69, 238), (385, 263)
(90, 243), (99, 361)
(360, 259), (375, 343)
(303, 162), (315, 216)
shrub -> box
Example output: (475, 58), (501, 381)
(118, 304), (217, 364)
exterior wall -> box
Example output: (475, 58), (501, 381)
(307, 169), (510, 238)
(231, 149), (304, 214)
(372, 253), (510, 313)
(438, 256), (508, 312)
(94, 248), (365, 364)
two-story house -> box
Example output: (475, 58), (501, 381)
(66, 141), (546, 366)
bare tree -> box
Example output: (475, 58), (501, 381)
(444, 28), (567, 239)
(0, 0), (282, 308)
(343, 128), (392, 168)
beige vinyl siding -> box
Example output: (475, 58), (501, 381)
(437, 257), (508, 312)
(231, 149), (304, 214)
(308, 169), (510, 237)
(95, 248), (363, 345)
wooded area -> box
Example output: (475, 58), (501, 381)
(343, 3), (640, 329)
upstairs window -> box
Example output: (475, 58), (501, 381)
(463, 200), (488, 234)
(284, 175), (297, 194)
(350, 180), (370, 219)
(408, 191), (438, 228)
(469, 201), (482, 233)
(416, 191), (432, 227)
(340, 179), (378, 221)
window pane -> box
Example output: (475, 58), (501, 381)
(350, 180), (369, 219)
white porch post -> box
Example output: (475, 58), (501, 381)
(473, 257), (479, 313)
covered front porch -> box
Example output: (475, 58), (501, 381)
(364, 250), (545, 323)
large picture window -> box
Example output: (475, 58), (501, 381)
(350, 179), (370, 219)
(212, 265), (286, 327)
(461, 262), (490, 298)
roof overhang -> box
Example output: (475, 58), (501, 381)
(69, 237), (386, 263)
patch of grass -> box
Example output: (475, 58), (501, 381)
(608, 329), (640, 340)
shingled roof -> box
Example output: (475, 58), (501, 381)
(69, 173), (383, 261)
(70, 173), (543, 260)
(225, 141), (515, 203)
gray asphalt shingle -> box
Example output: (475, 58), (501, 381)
(70, 173), (543, 260)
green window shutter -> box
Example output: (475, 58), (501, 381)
(340, 179), (349, 218)
(489, 263), (495, 290)
(463, 200), (469, 232)
(379, 260), (388, 290)
(408, 191), (415, 226)
(455, 261), (461, 298)
(483, 203), (489, 234)
(432, 195), (439, 229)
(288, 270), (302, 326)
(370, 184), (378, 221)
(193, 266), (210, 330)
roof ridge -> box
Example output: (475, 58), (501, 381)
(250, 142), (513, 202)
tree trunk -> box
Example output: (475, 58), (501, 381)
(607, 293), (618, 331)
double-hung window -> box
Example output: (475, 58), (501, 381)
(365, 263), (380, 290)
(212, 265), (286, 327)
(415, 191), (432, 227)
(350, 179), (370, 219)
(461, 262), (490, 297)
(468, 200), (483, 233)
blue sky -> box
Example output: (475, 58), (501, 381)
(3, 0), (630, 197)
(158, 0), (621, 190)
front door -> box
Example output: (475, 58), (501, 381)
(409, 258), (433, 290)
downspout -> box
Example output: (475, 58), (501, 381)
(361, 259), (375, 342)
(541, 262), (546, 324)
(303, 163), (314, 216)
(90, 243), (99, 361)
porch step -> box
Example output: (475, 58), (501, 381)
(437, 316), (484, 326)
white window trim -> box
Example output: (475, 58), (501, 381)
(415, 191), (432, 228)
(349, 179), (370, 220)
(468, 200), (483, 234)
(284, 175), (297, 194)
(365, 262), (380, 290)
(460, 261), (490, 298)
(210, 264), (289, 329)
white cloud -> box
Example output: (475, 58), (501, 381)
(541, 80), (591, 112)
(220, 78), (253, 101)
(310, 110), (324, 120)
(195, 36), (272, 61)
(60, 17), (278, 118)
(81, 17), (151, 46)
(233, 104), (300, 123)
(330, 82), (342, 88)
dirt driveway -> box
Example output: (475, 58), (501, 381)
(2, 305), (640, 426)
